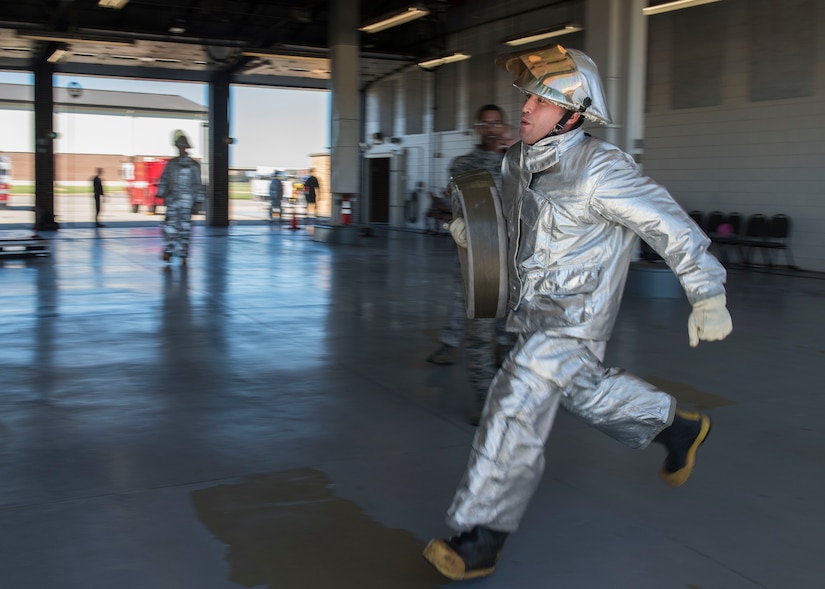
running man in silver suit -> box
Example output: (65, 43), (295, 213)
(158, 130), (204, 264)
(424, 44), (733, 581)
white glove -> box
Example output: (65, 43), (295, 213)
(688, 294), (732, 347)
(444, 218), (467, 248)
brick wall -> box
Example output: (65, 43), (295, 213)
(2, 152), (165, 185)
(309, 153), (331, 218)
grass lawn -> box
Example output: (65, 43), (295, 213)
(11, 183), (254, 199)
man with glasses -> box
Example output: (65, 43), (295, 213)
(427, 104), (516, 425)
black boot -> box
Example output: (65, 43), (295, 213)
(426, 343), (457, 365)
(654, 408), (711, 487)
(423, 526), (508, 581)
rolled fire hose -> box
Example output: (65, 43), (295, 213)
(449, 169), (509, 319)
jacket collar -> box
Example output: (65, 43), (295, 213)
(518, 128), (586, 173)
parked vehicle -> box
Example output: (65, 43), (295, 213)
(122, 158), (168, 213)
(0, 155), (11, 208)
(250, 166), (276, 201)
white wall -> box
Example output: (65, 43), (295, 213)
(54, 112), (203, 158)
(0, 107), (203, 159)
(0, 108), (33, 152)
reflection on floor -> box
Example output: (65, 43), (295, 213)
(0, 224), (821, 589)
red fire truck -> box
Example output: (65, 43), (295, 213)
(122, 158), (168, 213)
(0, 155), (11, 208)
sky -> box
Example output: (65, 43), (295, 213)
(0, 71), (330, 169)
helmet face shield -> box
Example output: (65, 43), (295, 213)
(497, 44), (611, 125)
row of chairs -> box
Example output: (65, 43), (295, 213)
(689, 210), (795, 269)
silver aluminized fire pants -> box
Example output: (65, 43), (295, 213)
(447, 332), (676, 533)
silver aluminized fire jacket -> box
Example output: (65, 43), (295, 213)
(446, 128), (727, 534)
(502, 128), (726, 339)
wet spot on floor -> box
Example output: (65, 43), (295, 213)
(645, 377), (736, 410)
(190, 468), (445, 588)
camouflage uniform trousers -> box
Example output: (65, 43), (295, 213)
(439, 259), (515, 409)
(163, 195), (194, 258)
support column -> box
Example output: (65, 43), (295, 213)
(585, 0), (648, 162)
(625, 0), (648, 164)
(329, 0), (360, 225)
(207, 71), (231, 227)
(33, 62), (58, 231)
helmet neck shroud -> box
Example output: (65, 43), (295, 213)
(549, 96), (591, 137)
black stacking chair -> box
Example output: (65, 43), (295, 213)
(712, 211), (742, 264)
(706, 211), (725, 235)
(705, 210), (728, 264)
(766, 214), (795, 269)
(739, 214), (769, 266)
(726, 212), (743, 238)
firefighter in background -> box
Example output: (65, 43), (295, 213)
(157, 130), (204, 264)
(268, 170), (284, 222)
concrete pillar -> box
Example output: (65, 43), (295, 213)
(585, 0), (648, 161)
(207, 71), (231, 227)
(625, 0), (648, 164)
(33, 62), (58, 231)
(329, 0), (360, 225)
(585, 0), (626, 146)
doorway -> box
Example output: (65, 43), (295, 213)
(367, 157), (390, 223)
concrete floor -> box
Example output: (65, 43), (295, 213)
(0, 224), (822, 589)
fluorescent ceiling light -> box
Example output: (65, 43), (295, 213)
(643, 0), (721, 16)
(17, 32), (134, 47)
(242, 50), (328, 64)
(47, 48), (68, 63)
(417, 52), (471, 70)
(98, 0), (130, 9)
(502, 24), (583, 47)
(359, 5), (430, 34)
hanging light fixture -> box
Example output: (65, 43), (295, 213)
(417, 52), (471, 70)
(501, 24), (583, 47)
(359, 5), (430, 34)
(643, 0), (722, 16)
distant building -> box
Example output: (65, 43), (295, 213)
(0, 83), (207, 184)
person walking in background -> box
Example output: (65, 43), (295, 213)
(268, 170), (284, 222)
(303, 169), (319, 218)
(157, 130), (203, 265)
(426, 104), (517, 425)
(92, 168), (104, 228)
(424, 44), (733, 581)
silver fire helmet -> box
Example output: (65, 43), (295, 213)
(496, 44), (612, 125)
(172, 129), (191, 149)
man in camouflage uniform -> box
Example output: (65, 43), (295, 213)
(427, 104), (516, 424)
(158, 130), (204, 264)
